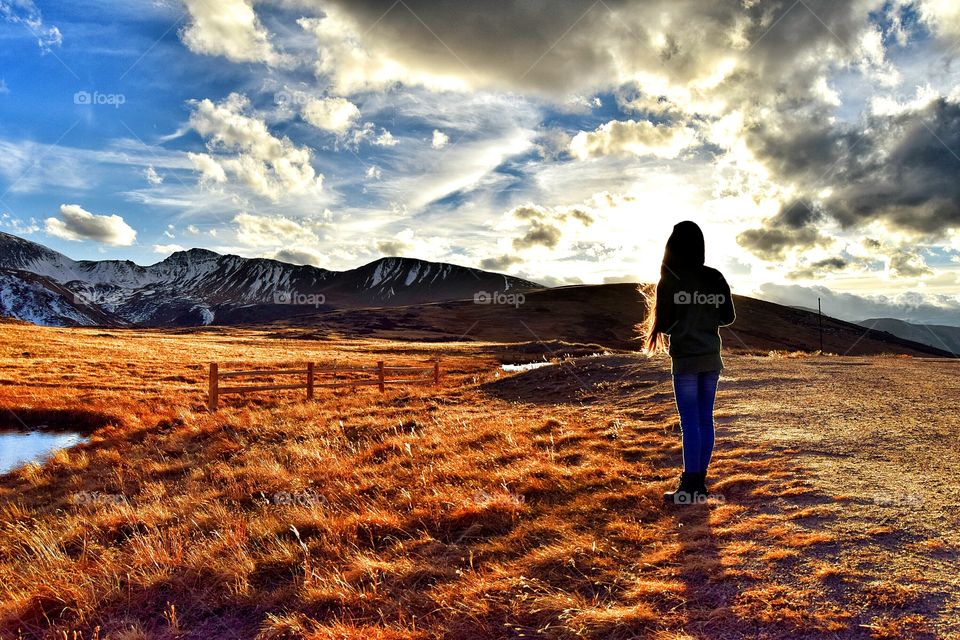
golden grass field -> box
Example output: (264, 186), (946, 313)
(1, 320), (957, 639)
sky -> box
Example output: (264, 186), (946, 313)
(1, 0), (960, 325)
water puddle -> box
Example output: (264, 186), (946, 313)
(501, 362), (554, 372)
(0, 430), (85, 474)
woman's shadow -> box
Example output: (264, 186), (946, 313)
(670, 500), (733, 635)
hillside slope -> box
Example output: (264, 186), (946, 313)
(271, 283), (953, 356)
(858, 317), (960, 355)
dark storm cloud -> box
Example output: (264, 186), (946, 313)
(480, 254), (520, 271)
(315, 0), (881, 95)
(787, 257), (849, 280)
(506, 203), (593, 251)
(512, 219), (563, 250)
(740, 98), (960, 257)
(736, 200), (830, 260)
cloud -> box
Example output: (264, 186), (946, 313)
(480, 254), (521, 271)
(45, 204), (137, 246)
(153, 243), (185, 254)
(187, 93), (323, 200)
(302, 97), (361, 134)
(297, 7), (470, 95)
(787, 257), (850, 280)
(0, 212), (38, 234)
(271, 247), (326, 267)
(365, 165), (382, 180)
(375, 239), (410, 255)
(506, 203), (594, 251)
(740, 96), (960, 258)
(569, 119), (698, 160)
(757, 282), (960, 326)
(180, 0), (287, 66)
(432, 130), (449, 149)
(737, 201), (832, 261)
(0, 0), (61, 51)
(233, 212), (321, 247)
(372, 130), (398, 147)
(144, 166), (163, 185)
(0, 78), (8, 94)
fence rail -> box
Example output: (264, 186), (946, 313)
(207, 358), (441, 411)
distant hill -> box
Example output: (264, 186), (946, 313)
(0, 232), (540, 327)
(268, 283), (954, 357)
(857, 318), (960, 355)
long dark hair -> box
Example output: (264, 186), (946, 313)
(640, 221), (706, 354)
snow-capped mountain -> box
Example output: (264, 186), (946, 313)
(0, 232), (541, 327)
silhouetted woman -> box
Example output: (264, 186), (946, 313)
(642, 221), (736, 505)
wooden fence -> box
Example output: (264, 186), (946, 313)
(207, 358), (441, 412)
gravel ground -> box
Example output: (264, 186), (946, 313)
(718, 355), (960, 637)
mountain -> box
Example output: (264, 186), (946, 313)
(268, 283), (955, 357)
(0, 232), (541, 327)
(857, 318), (960, 355)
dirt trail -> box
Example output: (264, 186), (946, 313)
(495, 352), (960, 636)
(718, 355), (960, 634)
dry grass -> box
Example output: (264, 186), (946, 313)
(0, 322), (951, 639)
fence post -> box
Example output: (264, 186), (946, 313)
(377, 360), (385, 392)
(208, 363), (219, 412)
(306, 362), (315, 401)
(433, 357), (440, 386)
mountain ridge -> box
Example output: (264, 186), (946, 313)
(0, 232), (541, 327)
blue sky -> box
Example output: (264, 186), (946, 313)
(1, 0), (960, 323)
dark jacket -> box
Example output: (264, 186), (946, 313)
(656, 265), (736, 374)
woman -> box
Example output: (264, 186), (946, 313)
(642, 221), (736, 505)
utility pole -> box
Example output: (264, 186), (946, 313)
(818, 297), (824, 353)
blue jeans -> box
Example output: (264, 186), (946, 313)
(672, 370), (720, 473)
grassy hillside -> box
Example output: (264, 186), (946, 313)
(269, 284), (952, 357)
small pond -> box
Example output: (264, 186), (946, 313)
(0, 430), (86, 475)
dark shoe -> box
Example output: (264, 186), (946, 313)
(663, 472), (700, 505)
(695, 471), (709, 496)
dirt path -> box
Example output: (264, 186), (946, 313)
(717, 355), (960, 637)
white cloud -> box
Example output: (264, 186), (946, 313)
(0, 0), (61, 51)
(233, 212), (320, 247)
(186, 225), (200, 235)
(271, 246), (326, 267)
(153, 243), (184, 254)
(0, 212), (39, 234)
(365, 165), (382, 180)
(45, 204), (137, 246)
(180, 0), (287, 66)
(187, 93), (323, 200)
(144, 165), (163, 185)
(431, 129), (449, 149)
(569, 119), (699, 160)
(373, 129), (398, 147)
(0, 78), (8, 94)
(298, 8), (469, 96)
(302, 97), (361, 134)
